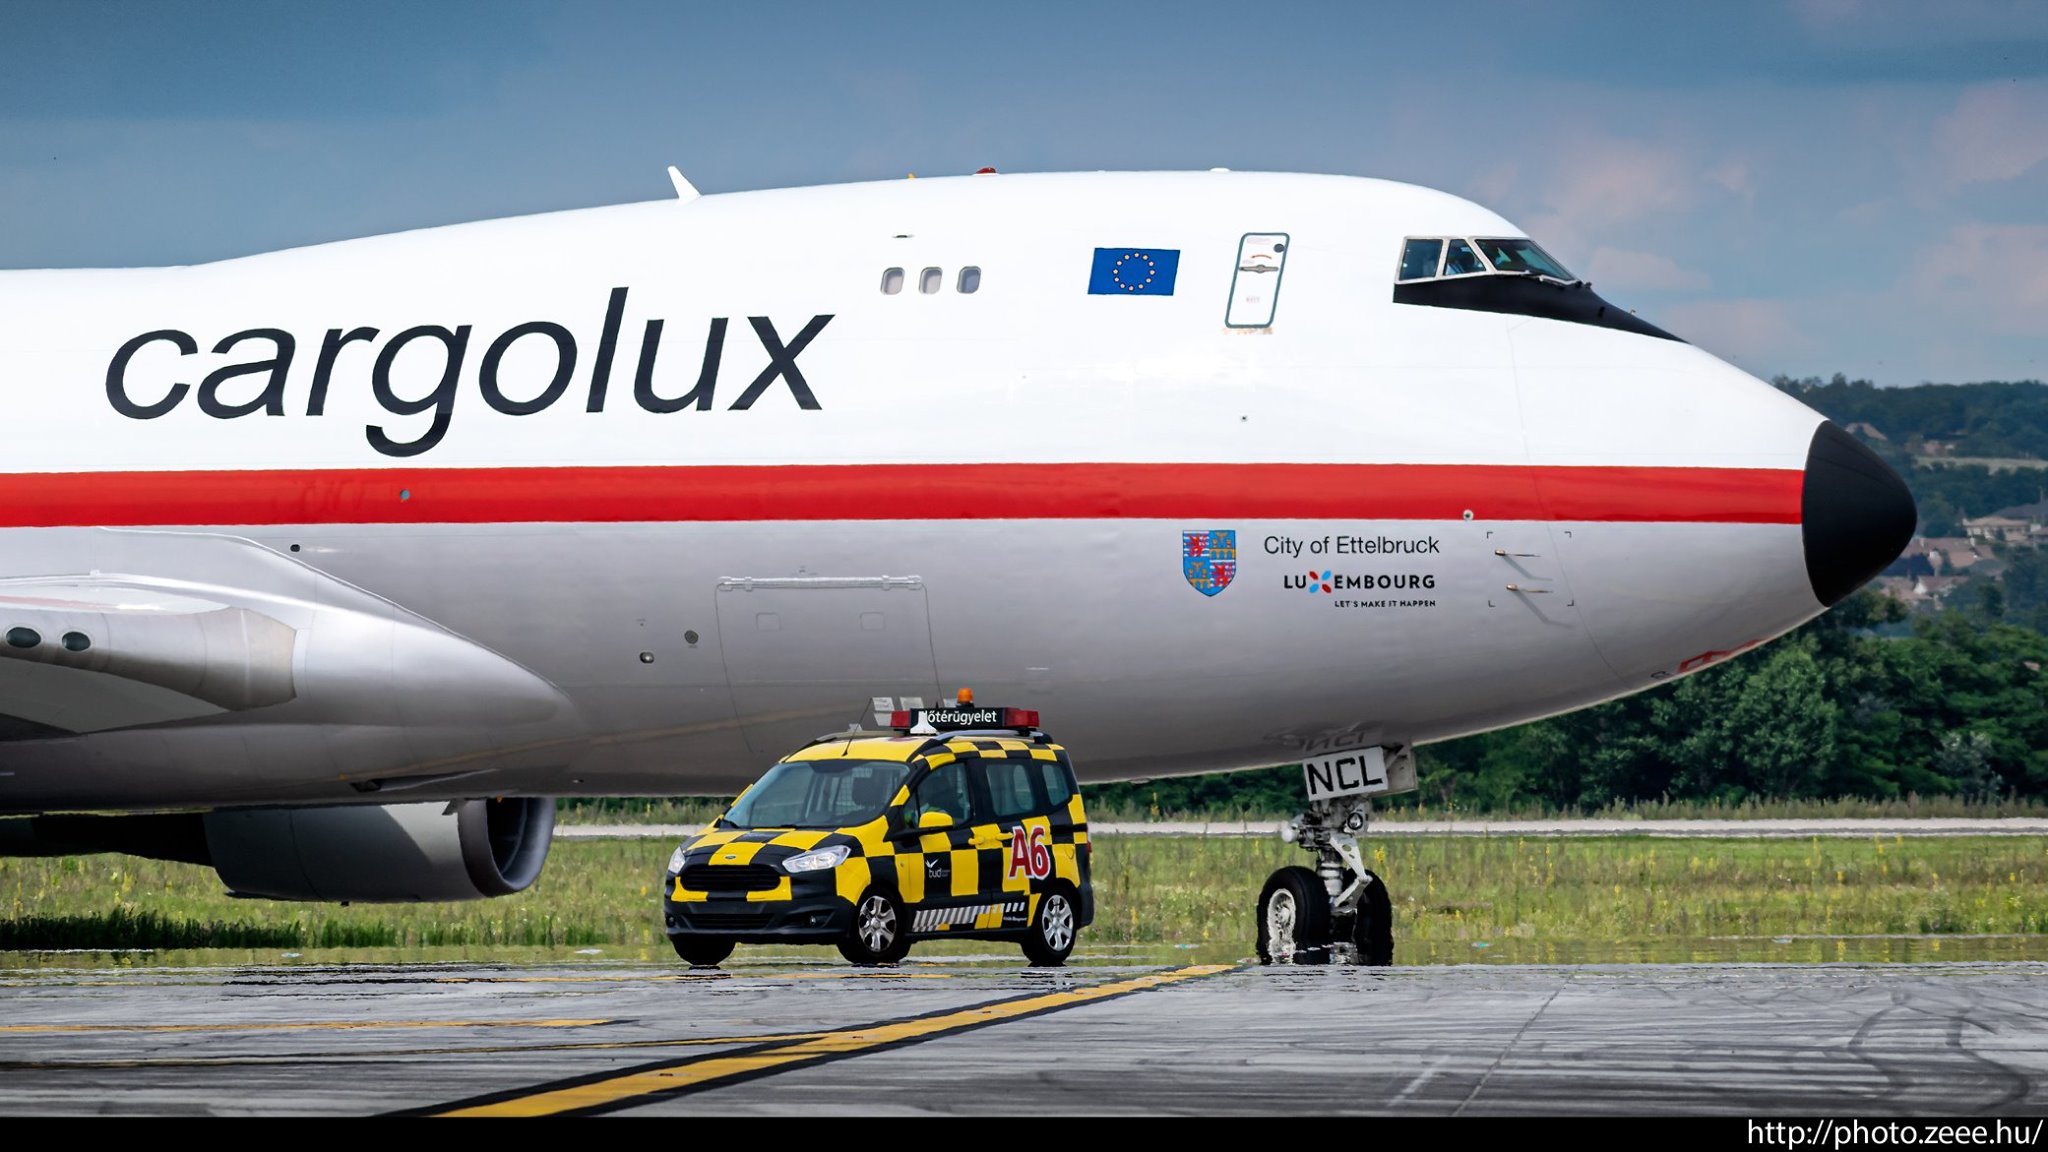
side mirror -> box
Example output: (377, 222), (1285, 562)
(917, 810), (956, 830)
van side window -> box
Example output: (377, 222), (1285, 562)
(907, 766), (973, 824)
(1037, 761), (1074, 809)
(982, 759), (1043, 820)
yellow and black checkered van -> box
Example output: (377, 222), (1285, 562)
(662, 708), (1092, 967)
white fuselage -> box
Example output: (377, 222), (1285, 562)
(0, 171), (1859, 811)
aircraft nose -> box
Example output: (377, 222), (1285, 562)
(1801, 421), (1916, 606)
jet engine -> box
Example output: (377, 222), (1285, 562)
(1, 797), (554, 902)
(202, 797), (554, 902)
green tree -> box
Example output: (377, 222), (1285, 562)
(1725, 642), (1839, 798)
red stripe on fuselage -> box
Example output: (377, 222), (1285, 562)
(0, 463), (1803, 527)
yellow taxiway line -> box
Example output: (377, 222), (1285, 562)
(433, 964), (1235, 1117)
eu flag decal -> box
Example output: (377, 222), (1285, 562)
(1182, 529), (1237, 596)
(1089, 247), (1180, 295)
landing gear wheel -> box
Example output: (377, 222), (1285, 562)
(1021, 888), (1078, 967)
(1351, 869), (1394, 966)
(1257, 866), (1332, 965)
(670, 935), (735, 967)
(838, 888), (913, 966)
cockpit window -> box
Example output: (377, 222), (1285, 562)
(1475, 238), (1575, 281)
(1442, 239), (1487, 276)
(1391, 233), (1677, 341)
(1398, 238), (1443, 281)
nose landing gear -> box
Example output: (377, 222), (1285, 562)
(1256, 744), (1407, 966)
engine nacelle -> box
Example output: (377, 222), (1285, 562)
(202, 798), (554, 902)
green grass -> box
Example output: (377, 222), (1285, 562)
(6, 834), (2048, 967)
(0, 908), (301, 951)
(1094, 834), (2048, 958)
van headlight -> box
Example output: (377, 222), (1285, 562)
(784, 845), (850, 874)
(667, 846), (686, 874)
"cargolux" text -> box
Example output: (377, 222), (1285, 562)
(103, 287), (832, 458)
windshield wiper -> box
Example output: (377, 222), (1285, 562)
(1504, 269), (1585, 288)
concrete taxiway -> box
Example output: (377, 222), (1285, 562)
(3, 959), (2046, 1115)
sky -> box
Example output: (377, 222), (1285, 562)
(1, 0), (2044, 387)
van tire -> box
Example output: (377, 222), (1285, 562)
(1021, 887), (1079, 967)
(670, 935), (735, 967)
(838, 887), (912, 965)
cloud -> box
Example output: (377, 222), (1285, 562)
(1656, 298), (1816, 369)
(1465, 161), (1519, 208)
(1584, 246), (1712, 292)
(1932, 81), (2048, 185)
(1705, 159), (1755, 206)
(1513, 135), (1697, 264)
(1910, 223), (2048, 334)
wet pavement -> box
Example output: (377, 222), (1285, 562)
(3, 957), (2046, 1115)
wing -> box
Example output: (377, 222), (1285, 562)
(0, 530), (584, 807)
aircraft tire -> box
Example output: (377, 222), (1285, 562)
(1256, 866), (1332, 965)
(1351, 869), (1394, 966)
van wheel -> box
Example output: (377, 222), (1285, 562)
(1021, 888), (1078, 967)
(670, 935), (735, 967)
(838, 888), (912, 965)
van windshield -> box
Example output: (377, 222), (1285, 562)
(723, 759), (909, 830)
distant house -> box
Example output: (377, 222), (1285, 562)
(1873, 573), (1972, 608)
(1989, 499), (2048, 523)
(1917, 575), (1967, 598)
(1963, 514), (2037, 544)
(1875, 576), (1929, 604)
(1919, 535), (1982, 571)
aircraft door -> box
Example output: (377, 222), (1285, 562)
(1225, 232), (1289, 329)
(715, 575), (940, 758)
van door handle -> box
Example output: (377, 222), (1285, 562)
(969, 831), (1011, 848)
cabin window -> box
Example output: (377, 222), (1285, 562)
(957, 266), (982, 294)
(919, 267), (943, 294)
(1398, 238), (1443, 281)
(880, 267), (905, 294)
